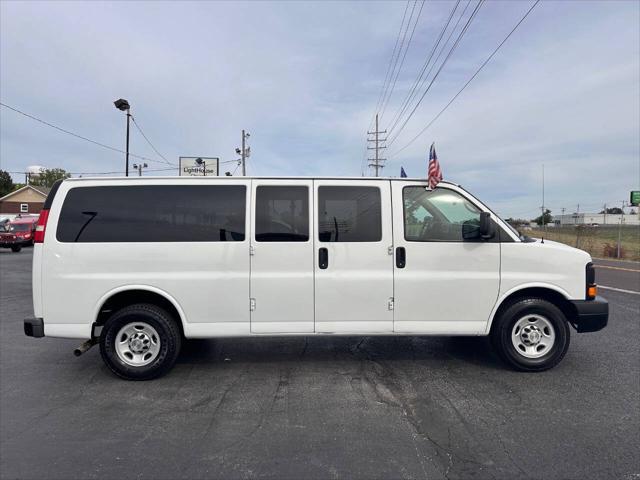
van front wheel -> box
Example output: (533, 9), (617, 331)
(100, 303), (182, 380)
(491, 298), (570, 372)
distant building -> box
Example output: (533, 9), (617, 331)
(554, 213), (640, 226)
(0, 185), (50, 215)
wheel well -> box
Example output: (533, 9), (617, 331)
(490, 287), (578, 333)
(96, 290), (184, 337)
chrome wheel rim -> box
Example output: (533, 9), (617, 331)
(115, 322), (161, 367)
(511, 314), (556, 359)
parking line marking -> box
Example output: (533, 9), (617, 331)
(594, 265), (640, 273)
(600, 285), (640, 296)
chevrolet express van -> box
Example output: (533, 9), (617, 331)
(24, 177), (608, 380)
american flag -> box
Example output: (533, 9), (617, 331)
(428, 143), (442, 189)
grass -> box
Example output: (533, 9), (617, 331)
(528, 226), (640, 261)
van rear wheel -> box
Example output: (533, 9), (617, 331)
(100, 303), (181, 380)
(491, 298), (570, 372)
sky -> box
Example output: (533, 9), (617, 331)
(1, 0), (638, 219)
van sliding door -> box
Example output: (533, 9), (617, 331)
(313, 180), (394, 333)
(249, 180), (314, 333)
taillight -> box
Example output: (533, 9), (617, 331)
(586, 262), (596, 300)
(34, 210), (49, 243)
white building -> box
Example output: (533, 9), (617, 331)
(554, 213), (640, 226)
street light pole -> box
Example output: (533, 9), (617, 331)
(133, 163), (147, 176)
(114, 98), (132, 177)
(125, 110), (131, 177)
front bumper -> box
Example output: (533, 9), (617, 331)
(570, 296), (609, 333)
(24, 318), (45, 338)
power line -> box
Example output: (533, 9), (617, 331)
(389, 0), (540, 158)
(0, 102), (175, 166)
(379, 0), (425, 121)
(386, 0), (485, 148)
(372, 1), (411, 125)
(363, 1), (412, 175)
(385, 0), (464, 136)
(130, 116), (174, 166)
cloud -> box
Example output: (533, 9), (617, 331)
(1, 0), (638, 218)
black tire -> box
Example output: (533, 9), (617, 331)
(11, 246), (21, 253)
(100, 303), (182, 380)
(490, 298), (570, 372)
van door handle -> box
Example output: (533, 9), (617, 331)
(396, 247), (406, 268)
(319, 248), (329, 269)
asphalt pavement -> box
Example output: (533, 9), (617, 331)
(1, 249), (639, 480)
(593, 258), (640, 293)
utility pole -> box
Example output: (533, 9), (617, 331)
(242, 130), (246, 176)
(617, 200), (628, 258)
(541, 164), (546, 233)
(561, 207), (565, 227)
(367, 114), (387, 177)
(238, 130), (250, 176)
(603, 203), (607, 225)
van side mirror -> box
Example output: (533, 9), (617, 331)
(479, 212), (495, 240)
(462, 220), (481, 240)
(462, 213), (495, 241)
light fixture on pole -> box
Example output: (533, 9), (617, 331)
(133, 163), (148, 176)
(113, 98), (131, 177)
(195, 157), (206, 176)
(236, 130), (250, 176)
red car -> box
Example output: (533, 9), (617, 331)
(0, 216), (39, 252)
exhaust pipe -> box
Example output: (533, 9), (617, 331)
(74, 339), (97, 357)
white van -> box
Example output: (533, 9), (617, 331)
(24, 177), (608, 380)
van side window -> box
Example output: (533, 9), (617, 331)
(403, 187), (481, 242)
(56, 185), (246, 242)
(255, 186), (309, 242)
(318, 186), (381, 242)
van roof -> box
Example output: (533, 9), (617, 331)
(63, 176), (459, 186)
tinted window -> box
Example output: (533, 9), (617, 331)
(57, 185), (246, 242)
(255, 186), (309, 242)
(318, 186), (381, 242)
(403, 187), (481, 242)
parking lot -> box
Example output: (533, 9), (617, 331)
(1, 249), (638, 480)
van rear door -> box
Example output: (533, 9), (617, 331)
(313, 180), (394, 333)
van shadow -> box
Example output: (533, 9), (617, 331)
(177, 335), (504, 371)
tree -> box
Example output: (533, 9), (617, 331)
(506, 218), (529, 227)
(30, 168), (71, 188)
(533, 209), (553, 226)
(0, 170), (14, 197)
(599, 207), (623, 215)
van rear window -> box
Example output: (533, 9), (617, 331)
(56, 185), (246, 242)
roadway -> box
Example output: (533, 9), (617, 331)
(1, 249), (638, 480)
(593, 258), (640, 294)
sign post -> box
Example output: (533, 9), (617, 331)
(179, 157), (220, 176)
